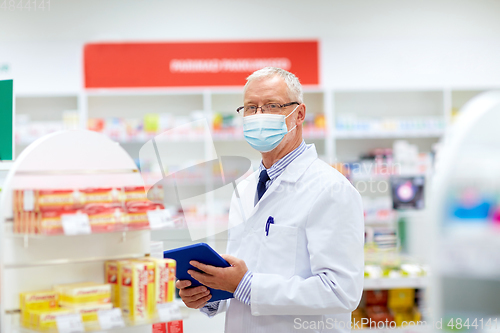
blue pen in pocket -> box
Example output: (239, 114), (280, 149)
(265, 216), (274, 236)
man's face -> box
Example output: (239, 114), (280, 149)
(243, 76), (297, 134)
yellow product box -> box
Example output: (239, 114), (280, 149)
(388, 288), (415, 310)
(64, 303), (113, 322)
(109, 260), (134, 308)
(166, 259), (176, 303)
(19, 290), (59, 327)
(30, 308), (74, 331)
(54, 282), (111, 306)
(393, 307), (422, 327)
(120, 260), (156, 321)
(144, 258), (177, 304)
(105, 261), (120, 308)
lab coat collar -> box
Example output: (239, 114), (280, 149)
(257, 144), (317, 203)
(235, 144), (318, 225)
(276, 143), (318, 183)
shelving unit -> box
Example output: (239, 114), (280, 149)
(363, 277), (428, 291)
(0, 130), (181, 333)
(11, 87), (491, 250)
(11, 86), (499, 282)
(15, 94), (79, 156)
(14, 87), (499, 161)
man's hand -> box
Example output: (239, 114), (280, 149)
(188, 254), (248, 293)
(175, 280), (212, 309)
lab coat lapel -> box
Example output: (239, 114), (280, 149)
(257, 144), (318, 204)
(277, 144), (318, 183)
(237, 144), (318, 223)
(236, 170), (259, 224)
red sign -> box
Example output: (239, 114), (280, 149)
(84, 41), (319, 88)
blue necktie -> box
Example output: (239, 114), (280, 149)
(257, 169), (270, 202)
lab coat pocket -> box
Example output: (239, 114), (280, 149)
(257, 225), (298, 278)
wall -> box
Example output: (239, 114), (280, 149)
(1, 0), (500, 92)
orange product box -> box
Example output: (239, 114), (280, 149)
(13, 190), (39, 212)
(81, 188), (120, 205)
(365, 290), (388, 306)
(15, 211), (37, 234)
(365, 305), (394, 326)
(120, 260), (156, 321)
(13, 210), (21, 233)
(88, 118), (105, 132)
(13, 190), (22, 212)
(124, 202), (164, 230)
(144, 258), (177, 304)
(87, 206), (123, 233)
(20, 290), (59, 327)
(122, 186), (148, 204)
(25, 211), (35, 234)
(37, 209), (83, 235)
(37, 189), (82, 212)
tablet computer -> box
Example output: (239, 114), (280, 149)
(163, 243), (234, 302)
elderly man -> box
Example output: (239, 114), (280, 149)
(176, 67), (364, 332)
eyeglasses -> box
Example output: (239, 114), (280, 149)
(236, 102), (299, 116)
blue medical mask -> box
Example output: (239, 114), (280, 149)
(243, 105), (299, 153)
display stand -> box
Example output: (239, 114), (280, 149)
(428, 91), (500, 327)
(0, 130), (181, 332)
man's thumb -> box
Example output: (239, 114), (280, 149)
(221, 254), (238, 266)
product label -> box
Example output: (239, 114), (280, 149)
(23, 190), (35, 211)
(147, 209), (174, 229)
(98, 308), (125, 330)
(157, 302), (182, 323)
(61, 213), (91, 235)
(55, 314), (85, 333)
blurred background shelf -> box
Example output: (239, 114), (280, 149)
(363, 277), (428, 290)
(336, 130), (444, 139)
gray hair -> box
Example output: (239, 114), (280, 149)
(244, 67), (303, 104)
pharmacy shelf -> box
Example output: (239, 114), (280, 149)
(38, 130), (325, 145)
(363, 277), (428, 290)
(364, 218), (396, 226)
(336, 130), (444, 139)
(14, 87), (460, 163)
(4, 253), (145, 269)
(4, 216), (183, 240)
(10, 305), (186, 333)
(0, 131), (155, 333)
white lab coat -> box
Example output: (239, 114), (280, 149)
(215, 144), (364, 333)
